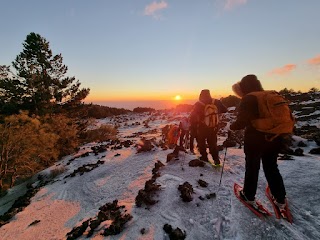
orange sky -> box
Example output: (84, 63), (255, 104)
(84, 88), (232, 103)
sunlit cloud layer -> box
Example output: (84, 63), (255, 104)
(224, 0), (248, 10)
(144, 1), (168, 18)
(269, 64), (297, 75)
(307, 55), (320, 65)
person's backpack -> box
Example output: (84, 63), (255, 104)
(168, 125), (180, 145)
(248, 90), (295, 139)
(162, 124), (171, 141)
(201, 101), (219, 128)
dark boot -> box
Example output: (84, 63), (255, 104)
(213, 158), (220, 165)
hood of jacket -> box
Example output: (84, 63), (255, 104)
(199, 89), (212, 104)
(232, 74), (263, 98)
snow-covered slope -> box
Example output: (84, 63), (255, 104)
(0, 109), (320, 240)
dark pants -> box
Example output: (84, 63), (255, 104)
(197, 125), (219, 162)
(243, 132), (286, 203)
(189, 126), (197, 152)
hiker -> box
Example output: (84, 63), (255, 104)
(162, 124), (171, 143)
(191, 89), (227, 164)
(167, 124), (180, 149)
(189, 112), (198, 154)
(230, 74), (294, 211)
(179, 117), (190, 149)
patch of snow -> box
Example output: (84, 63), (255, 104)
(0, 111), (320, 239)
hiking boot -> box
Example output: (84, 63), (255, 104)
(239, 190), (261, 207)
(239, 190), (253, 202)
(239, 190), (269, 214)
(269, 192), (285, 208)
(270, 193), (287, 217)
(274, 201), (286, 210)
(214, 159), (221, 165)
(274, 199), (287, 218)
(272, 197), (286, 211)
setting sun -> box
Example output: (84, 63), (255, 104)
(174, 95), (181, 101)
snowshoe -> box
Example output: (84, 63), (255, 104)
(266, 185), (293, 223)
(234, 183), (272, 218)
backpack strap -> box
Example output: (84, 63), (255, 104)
(204, 105), (219, 117)
(265, 134), (279, 142)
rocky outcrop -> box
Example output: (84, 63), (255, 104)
(66, 200), (132, 239)
(135, 161), (164, 207)
(163, 223), (186, 240)
(178, 182), (194, 202)
(64, 160), (104, 179)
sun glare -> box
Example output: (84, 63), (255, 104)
(174, 95), (181, 101)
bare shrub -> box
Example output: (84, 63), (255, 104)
(81, 124), (117, 143)
(41, 114), (80, 158)
(0, 112), (59, 190)
(49, 166), (67, 179)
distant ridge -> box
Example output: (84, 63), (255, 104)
(88, 99), (197, 111)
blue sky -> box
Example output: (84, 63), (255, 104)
(1, 0), (320, 105)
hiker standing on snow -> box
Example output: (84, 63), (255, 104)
(230, 74), (294, 212)
(179, 117), (190, 149)
(189, 112), (198, 154)
(167, 124), (180, 149)
(191, 89), (227, 165)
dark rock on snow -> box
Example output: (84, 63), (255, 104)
(188, 159), (205, 167)
(309, 147), (320, 154)
(163, 223), (186, 240)
(66, 200), (132, 239)
(178, 182), (194, 202)
(197, 179), (208, 188)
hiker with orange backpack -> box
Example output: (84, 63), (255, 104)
(230, 74), (294, 220)
(167, 124), (180, 149)
(191, 89), (227, 165)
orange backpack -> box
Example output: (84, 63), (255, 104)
(248, 90), (295, 139)
(167, 125), (180, 145)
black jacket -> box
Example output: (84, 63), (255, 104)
(230, 95), (259, 133)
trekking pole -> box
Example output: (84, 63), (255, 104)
(218, 147), (228, 187)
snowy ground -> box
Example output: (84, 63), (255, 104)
(0, 112), (320, 240)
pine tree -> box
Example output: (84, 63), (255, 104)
(0, 65), (25, 114)
(10, 32), (90, 114)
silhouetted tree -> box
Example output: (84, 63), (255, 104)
(309, 87), (319, 93)
(2, 32), (90, 115)
(279, 88), (296, 95)
(0, 65), (25, 114)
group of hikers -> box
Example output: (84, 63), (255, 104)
(163, 74), (295, 216)
(162, 89), (227, 165)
